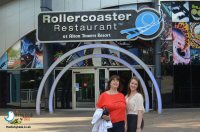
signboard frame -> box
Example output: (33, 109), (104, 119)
(37, 8), (164, 43)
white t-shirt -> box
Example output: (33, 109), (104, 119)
(126, 93), (145, 115)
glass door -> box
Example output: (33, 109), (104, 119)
(54, 69), (72, 109)
(20, 70), (43, 108)
(72, 69), (96, 109)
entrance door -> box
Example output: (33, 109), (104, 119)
(72, 69), (96, 109)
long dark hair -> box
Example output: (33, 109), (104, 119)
(127, 76), (144, 98)
(105, 75), (123, 92)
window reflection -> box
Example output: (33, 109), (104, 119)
(20, 69), (43, 108)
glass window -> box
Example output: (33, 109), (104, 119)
(54, 70), (72, 109)
(174, 65), (191, 107)
(161, 64), (174, 108)
(99, 69), (106, 94)
(0, 70), (20, 108)
(20, 69), (43, 108)
(191, 65), (200, 106)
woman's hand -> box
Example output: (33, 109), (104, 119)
(102, 115), (110, 121)
(125, 121), (127, 132)
(125, 125), (127, 132)
(136, 128), (142, 132)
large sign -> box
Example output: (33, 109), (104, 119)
(37, 8), (164, 43)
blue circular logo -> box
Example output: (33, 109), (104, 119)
(135, 11), (160, 36)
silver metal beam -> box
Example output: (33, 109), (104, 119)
(48, 54), (149, 113)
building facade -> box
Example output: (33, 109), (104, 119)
(0, 0), (200, 111)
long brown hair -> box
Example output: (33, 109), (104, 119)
(127, 76), (144, 98)
(105, 75), (123, 92)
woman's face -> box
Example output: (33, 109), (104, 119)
(129, 79), (138, 92)
(110, 78), (119, 89)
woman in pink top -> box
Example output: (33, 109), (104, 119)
(126, 76), (145, 132)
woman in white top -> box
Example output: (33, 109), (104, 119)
(126, 76), (145, 132)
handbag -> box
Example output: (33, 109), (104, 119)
(102, 108), (110, 116)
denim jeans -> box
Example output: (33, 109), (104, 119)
(107, 121), (125, 132)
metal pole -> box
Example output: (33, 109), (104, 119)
(40, 0), (53, 111)
(153, 0), (162, 111)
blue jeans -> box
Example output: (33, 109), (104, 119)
(108, 121), (125, 132)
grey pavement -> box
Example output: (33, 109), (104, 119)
(0, 108), (200, 132)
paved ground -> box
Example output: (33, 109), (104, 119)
(0, 108), (200, 132)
